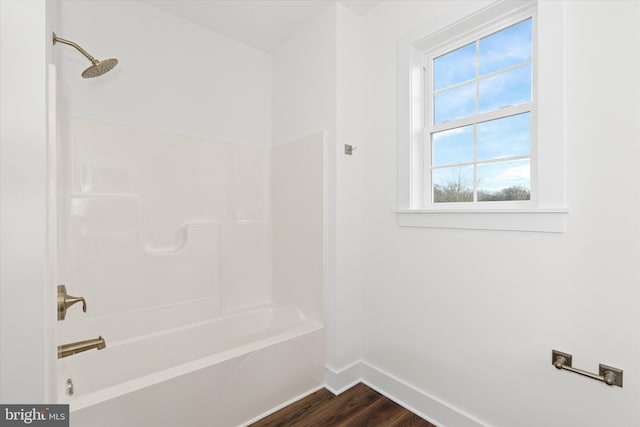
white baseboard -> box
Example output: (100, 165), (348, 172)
(325, 361), (489, 427)
(325, 361), (361, 395)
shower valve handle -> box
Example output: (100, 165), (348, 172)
(58, 285), (87, 321)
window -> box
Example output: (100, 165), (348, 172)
(397, 1), (567, 232)
(429, 19), (533, 205)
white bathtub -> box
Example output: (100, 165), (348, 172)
(58, 305), (324, 427)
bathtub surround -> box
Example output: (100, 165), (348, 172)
(273, 132), (325, 323)
(58, 116), (271, 320)
(54, 1), (325, 425)
(56, 116), (325, 426)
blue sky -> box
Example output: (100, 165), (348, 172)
(433, 19), (532, 92)
(430, 19), (532, 197)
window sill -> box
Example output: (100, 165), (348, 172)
(395, 208), (569, 232)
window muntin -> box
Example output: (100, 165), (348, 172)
(427, 18), (534, 205)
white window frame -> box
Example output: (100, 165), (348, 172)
(396, 0), (568, 232)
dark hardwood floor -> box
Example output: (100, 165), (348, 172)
(250, 383), (437, 427)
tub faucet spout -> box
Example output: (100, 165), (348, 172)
(58, 336), (106, 359)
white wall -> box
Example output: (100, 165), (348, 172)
(0, 0), (55, 402)
(272, 5), (336, 147)
(56, 0), (271, 145)
(334, 3), (364, 370)
(360, 1), (640, 426)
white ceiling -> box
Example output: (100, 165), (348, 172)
(144, 0), (382, 53)
(340, 0), (382, 15)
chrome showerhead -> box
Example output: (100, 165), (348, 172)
(53, 32), (119, 79)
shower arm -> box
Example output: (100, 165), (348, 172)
(52, 33), (99, 65)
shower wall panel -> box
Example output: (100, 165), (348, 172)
(57, 115), (271, 335)
(272, 132), (324, 324)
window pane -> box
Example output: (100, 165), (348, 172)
(477, 113), (530, 161)
(433, 166), (473, 203)
(478, 64), (531, 113)
(477, 159), (530, 201)
(434, 81), (475, 124)
(434, 42), (476, 90)
(479, 19), (532, 76)
(432, 125), (473, 167)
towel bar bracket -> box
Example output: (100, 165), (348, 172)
(599, 363), (623, 387)
(552, 350), (623, 388)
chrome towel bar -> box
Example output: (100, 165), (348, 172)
(552, 350), (623, 387)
